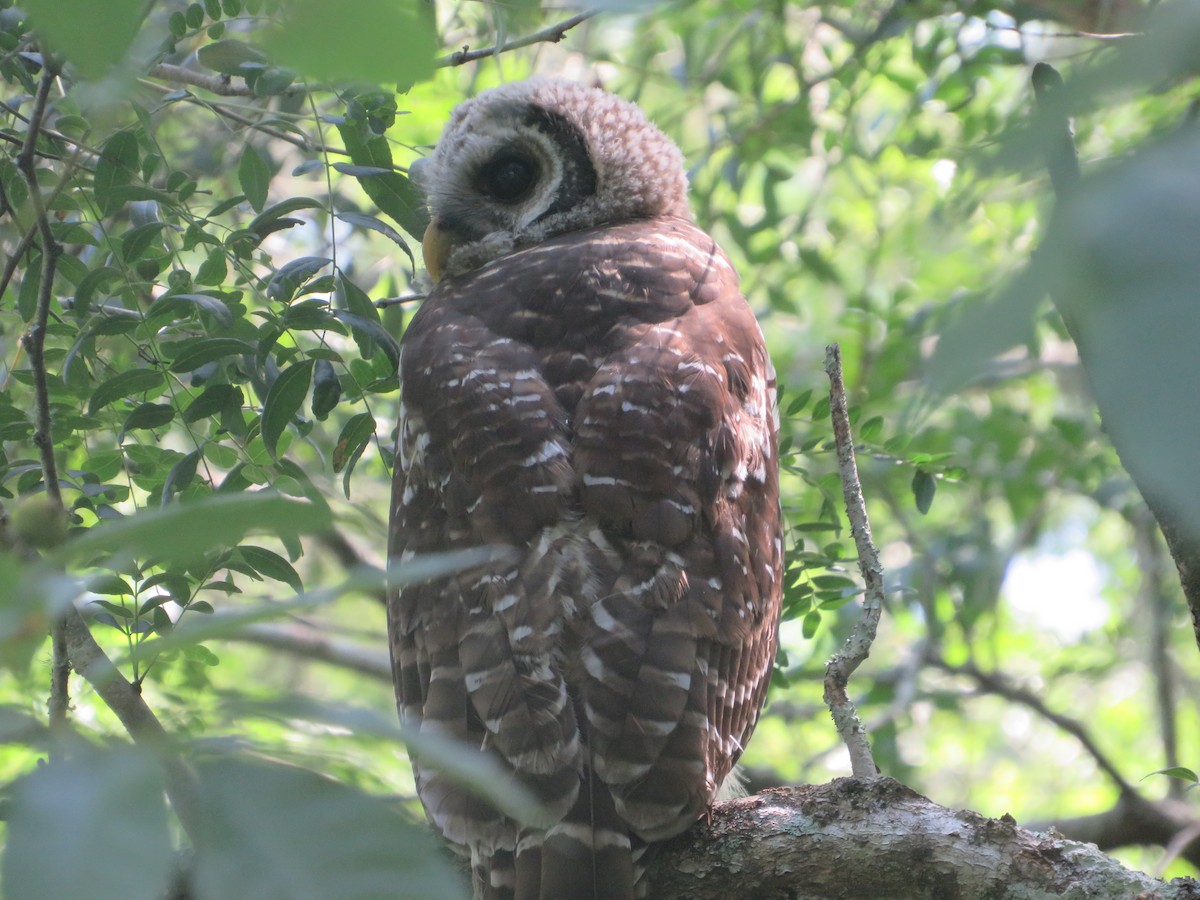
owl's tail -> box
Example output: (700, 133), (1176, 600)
(473, 773), (635, 900)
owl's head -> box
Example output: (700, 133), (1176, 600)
(414, 78), (692, 280)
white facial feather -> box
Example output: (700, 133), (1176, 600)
(423, 78), (694, 276)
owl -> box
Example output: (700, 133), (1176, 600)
(387, 78), (782, 900)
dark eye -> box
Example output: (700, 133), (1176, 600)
(481, 152), (537, 203)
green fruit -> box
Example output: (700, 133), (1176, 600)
(11, 494), (69, 549)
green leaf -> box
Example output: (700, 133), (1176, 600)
(238, 145), (271, 212)
(311, 359), (341, 421)
(3, 748), (172, 900)
(334, 211), (415, 268)
(859, 415), (883, 443)
(911, 469), (936, 515)
(1044, 127), (1200, 542)
(335, 116), (428, 240)
(196, 247), (229, 286)
(248, 197), (323, 235)
(253, 66), (297, 97)
(162, 449), (203, 504)
(184, 384), (243, 423)
(802, 609), (821, 639)
(811, 574), (857, 590)
(332, 311), (399, 372)
(71, 265), (123, 315)
(785, 388), (813, 417)
(261, 359), (315, 459)
(88, 369), (166, 415)
(24, 0), (145, 79)
(57, 493), (331, 567)
(154, 293), (235, 328)
(197, 39), (268, 75)
(1143, 766), (1199, 783)
(333, 412), (375, 497)
(239, 545), (303, 591)
(121, 221), (170, 263)
(94, 131), (140, 216)
(262, 0), (435, 88)
(266, 257), (332, 304)
(168, 337), (256, 373)
(88, 575), (135, 596)
(192, 756), (464, 900)
(119, 403), (176, 439)
(16, 257), (41, 322)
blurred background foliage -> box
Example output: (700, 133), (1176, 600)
(1, 0), (1199, 896)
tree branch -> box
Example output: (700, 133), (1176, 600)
(61, 607), (202, 840)
(821, 343), (883, 777)
(1030, 791), (1200, 872)
(147, 10), (598, 101)
(435, 11), (597, 67)
(148, 63), (264, 97)
(931, 655), (1133, 794)
(15, 62), (72, 741)
(211, 617), (391, 681)
(644, 779), (1200, 899)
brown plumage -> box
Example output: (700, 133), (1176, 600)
(387, 79), (781, 900)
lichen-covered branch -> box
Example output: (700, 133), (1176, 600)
(821, 343), (883, 777)
(644, 779), (1200, 900)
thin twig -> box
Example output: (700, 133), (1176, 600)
(15, 63), (72, 740)
(435, 10), (597, 67)
(147, 9), (598, 101)
(822, 343), (882, 778)
(933, 656), (1134, 795)
(213, 618), (391, 681)
(16, 69), (64, 509)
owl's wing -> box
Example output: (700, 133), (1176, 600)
(565, 221), (782, 840)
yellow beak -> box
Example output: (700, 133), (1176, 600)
(422, 220), (453, 283)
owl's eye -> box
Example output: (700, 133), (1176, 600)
(481, 152), (538, 203)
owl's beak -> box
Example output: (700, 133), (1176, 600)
(422, 219), (453, 283)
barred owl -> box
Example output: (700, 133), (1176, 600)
(387, 78), (782, 900)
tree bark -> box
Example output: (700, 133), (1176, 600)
(643, 778), (1200, 900)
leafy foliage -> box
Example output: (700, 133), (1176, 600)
(1, 0), (1199, 894)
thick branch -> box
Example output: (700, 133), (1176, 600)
(644, 779), (1200, 899)
(61, 608), (202, 839)
(1031, 792), (1200, 872)
(822, 344), (882, 777)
